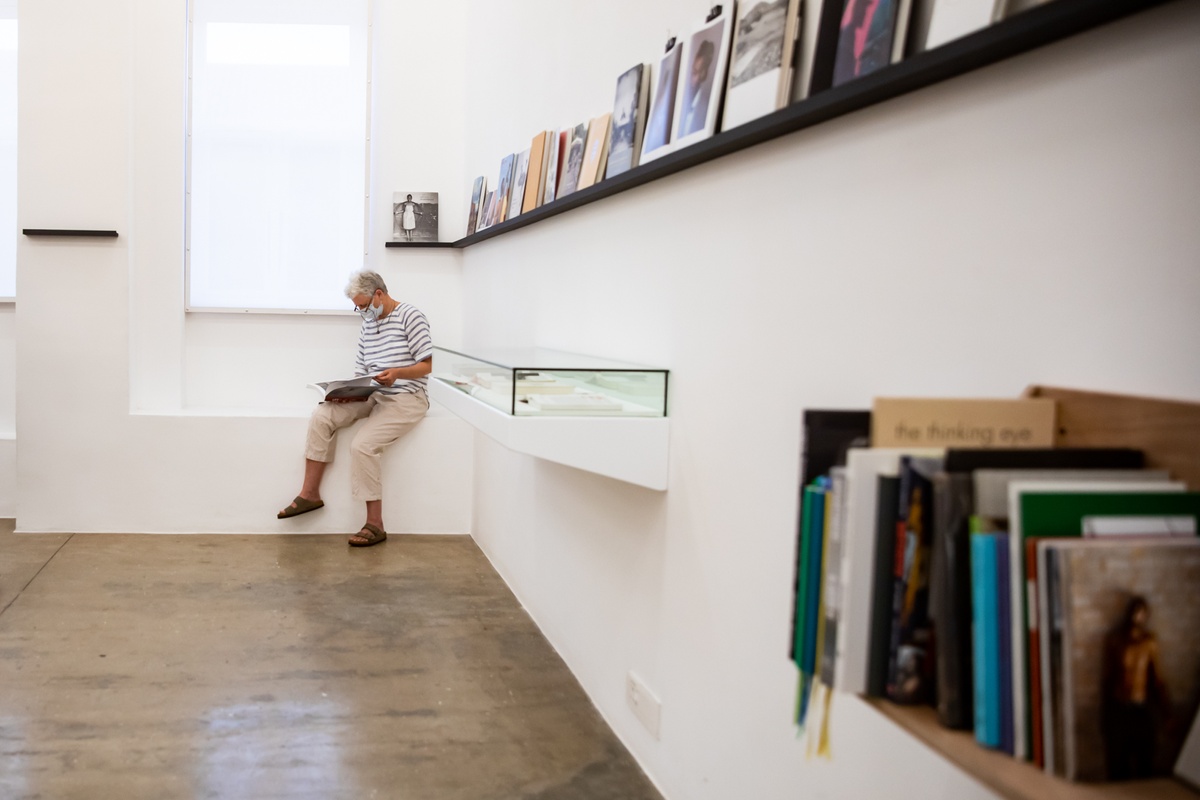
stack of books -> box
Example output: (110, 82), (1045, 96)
(791, 393), (1200, 786)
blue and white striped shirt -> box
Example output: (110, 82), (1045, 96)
(355, 302), (433, 395)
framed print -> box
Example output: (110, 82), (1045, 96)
(670, 8), (734, 151)
(639, 39), (684, 164)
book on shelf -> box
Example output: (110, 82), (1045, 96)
(490, 153), (517, 226)
(868, 473), (901, 698)
(924, 0), (1004, 51)
(642, 38), (684, 164)
(475, 190), (495, 233)
(871, 396), (1056, 449)
(819, 466), (850, 688)
(606, 63), (650, 179)
(970, 525), (1003, 749)
(524, 131), (552, 215)
(466, 176), (486, 236)
(1009, 483), (1193, 763)
(831, 0), (910, 87)
(930, 458), (1162, 733)
(576, 113), (612, 192)
(671, 6), (735, 151)
(542, 128), (563, 206)
(556, 122), (588, 198)
(886, 454), (943, 706)
(721, 0), (804, 131)
(509, 149), (531, 220)
(1041, 538), (1200, 782)
(794, 410), (871, 665)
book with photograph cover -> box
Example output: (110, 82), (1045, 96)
(641, 39), (684, 164)
(671, 7), (735, 151)
(576, 113), (611, 192)
(509, 149), (531, 221)
(392, 192), (438, 243)
(476, 190), (495, 233)
(722, 0), (803, 131)
(524, 132), (552, 215)
(492, 153), (517, 225)
(606, 64), (651, 179)
(556, 122), (588, 198)
(832, 0), (906, 87)
(542, 129), (563, 206)
(1048, 539), (1200, 782)
(466, 176), (486, 236)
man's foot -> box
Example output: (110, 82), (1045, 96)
(348, 523), (387, 547)
(277, 495), (324, 519)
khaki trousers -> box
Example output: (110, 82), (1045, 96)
(304, 391), (429, 502)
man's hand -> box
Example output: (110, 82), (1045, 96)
(375, 368), (405, 387)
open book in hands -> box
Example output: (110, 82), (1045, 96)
(308, 377), (390, 401)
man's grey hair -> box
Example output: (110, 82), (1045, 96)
(345, 270), (387, 299)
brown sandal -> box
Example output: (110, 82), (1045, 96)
(278, 495), (324, 519)
(349, 523), (387, 547)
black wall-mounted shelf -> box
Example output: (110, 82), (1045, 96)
(451, 0), (1171, 250)
(384, 241), (456, 248)
(23, 229), (119, 238)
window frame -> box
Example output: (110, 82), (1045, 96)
(183, 0), (374, 316)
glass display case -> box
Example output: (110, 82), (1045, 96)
(432, 346), (668, 417)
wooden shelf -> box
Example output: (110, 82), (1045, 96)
(383, 241), (455, 248)
(452, 0), (1173, 249)
(868, 699), (1199, 800)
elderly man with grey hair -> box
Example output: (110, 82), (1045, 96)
(278, 270), (433, 546)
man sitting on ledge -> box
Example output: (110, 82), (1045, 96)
(278, 270), (432, 547)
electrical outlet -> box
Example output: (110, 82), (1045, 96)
(625, 671), (662, 739)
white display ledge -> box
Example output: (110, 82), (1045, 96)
(429, 379), (670, 491)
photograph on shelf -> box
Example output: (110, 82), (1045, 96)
(492, 153), (517, 225)
(832, 0), (906, 87)
(556, 122), (589, 198)
(509, 149), (531, 221)
(524, 131), (552, 214)
(576, 113), (611, 192)
(640, 38), (684, 164)
(670, 7), (735, 151)
(476, 190), (495, 232)
(542, 128), (563, 205)
(392, 192), (438, 243)
(605, 63), (650, 179)
(722, 0), (803, 131)
(466, 176), (486, 236)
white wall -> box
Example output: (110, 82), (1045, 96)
(14, 0), (474, 534)
(460, 3), (1200, 800)
(0, 303), (12, 517)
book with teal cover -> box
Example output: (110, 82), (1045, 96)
(802, 481), (829, 676)
(971, 530), (1002, 749)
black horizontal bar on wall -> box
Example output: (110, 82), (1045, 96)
(383, 241), (456, 248)
(23, 229), (119, 238)
(453, 0), (1171, 249)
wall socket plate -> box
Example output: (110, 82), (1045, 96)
(625, 671), (662, 739)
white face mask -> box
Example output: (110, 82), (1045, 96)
(356, 293), (384, 321)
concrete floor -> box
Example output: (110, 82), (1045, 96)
(0, 520), (662, 800)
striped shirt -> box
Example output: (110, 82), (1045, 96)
(355, 302), (433, 395)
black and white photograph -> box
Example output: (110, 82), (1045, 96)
(641, 41), (683, 164)
(476, 190), (495, 233)
(392, 191), (438, 242)
(466, 176), (486, 235)
(509, 149), (531, 220)
(606, 63), (650, 179)
(723, 0), (802, 129)
(672, 10), (734, 148)
(556, 122), (588, 198)
(542, 129), (562, 205)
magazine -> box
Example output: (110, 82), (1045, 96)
(308, 377), (388, 401)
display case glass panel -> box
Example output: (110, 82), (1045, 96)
(432, 346), (668, 417)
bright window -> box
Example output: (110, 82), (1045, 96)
(187, 0), (370, 312)
(0, 1), (16, 299)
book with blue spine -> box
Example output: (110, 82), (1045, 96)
(971, 528), (1002, 749)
